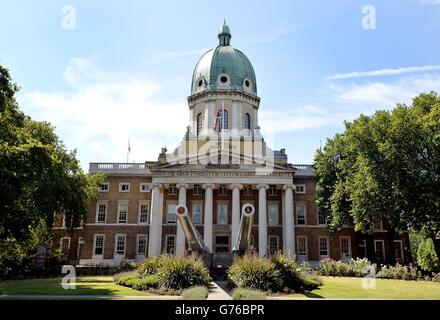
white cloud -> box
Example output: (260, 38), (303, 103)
(326, 65), (440, 80)
(23, 57), (188, 168)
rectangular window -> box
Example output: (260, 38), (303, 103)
(295, 184), (306, 194)
(218, 186), (228, 196)
(269, 236), (279, 254)
(394, 240), (404, 263)
(297, 236), (307, 256)
(99, 182), (109, 192)
(317, 208), (327, 225)
(140, 183), (151, 192)
(296, 204), (306, 225)
(117, 201), (128, 224)
(167, 203), (177, 223)
(193, 185), (202, 196)
(268, 185), (277, 196)
(318, 237), (329, 258)
(96, 203), (107, 223)
(168, 185), (177, 195)
(166, 235), (176, 255)
(374, 220), (384, 230)
(340, 236), (352, 261)
(217, 203), (228, 224)
(192, 203), (202, 224)
(243, 186), (252, 196)
(137, 235), (148, 256)
(268, 204), (278, 225)
(115, 234), (126, 256)
(139, 201), (150, 224)
(359, 239), (367, 258)
(374, 240), (385, 262)
(94, 235), (104, 256)
(60, 237), (70, 259)
(119, 183), (130, 192)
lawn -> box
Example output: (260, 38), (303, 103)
(283, 277), (440, 299)
(0, 276), (154, 297)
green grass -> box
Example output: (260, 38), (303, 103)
(0, 276), (153, 297)
(283, 276), (440, 299)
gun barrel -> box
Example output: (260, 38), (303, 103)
(176, 205), (209, 253)
(233, 204), (255, 253)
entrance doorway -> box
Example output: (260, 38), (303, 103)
(215, 235), (229, 253)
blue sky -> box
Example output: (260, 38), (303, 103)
(1, 0), (440, 169)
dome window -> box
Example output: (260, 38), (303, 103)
(244, 113), (251, 130)
(198, 79), (203, 87)
(220, 76), (228, 83)
(245, 80), (250, 87)
(197, 113), (203, 135)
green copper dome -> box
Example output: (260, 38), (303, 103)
(191, 21), (257, 96)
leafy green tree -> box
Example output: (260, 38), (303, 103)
(315, 92), (440, 265)
(0, 64), (104, 265)
(417, 238), (439, 272)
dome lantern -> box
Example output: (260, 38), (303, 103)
(218, 19), (231, 46)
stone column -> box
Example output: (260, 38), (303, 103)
(230, 183), (242, 250)
(283, 184), (295, 259)
(148, 184), (163, 257)
(176, 183), (189, 256)
(257, 184), (269, 257)
(203, 184), (215, 252)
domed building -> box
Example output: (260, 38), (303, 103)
(53, 22), (410, 269)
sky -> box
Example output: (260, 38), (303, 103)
(1, 0), (440, 170)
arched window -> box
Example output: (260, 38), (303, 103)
(244, 113), (251, 130)
(220, 110), (228, 129)
(196, 113), (203, 135)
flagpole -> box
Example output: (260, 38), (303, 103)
(127, 137), (130, 163)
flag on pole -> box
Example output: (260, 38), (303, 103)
(126, 137), (131, 163)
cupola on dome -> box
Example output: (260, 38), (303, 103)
(191, 20), (257, 96)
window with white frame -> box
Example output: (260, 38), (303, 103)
(269, 236), (279, 254)
(119, 183), (130, 192)
(394, 240), (404, 263)
(295, 184), (306, 194)
(117, 201), (128, 224)
(99, 182), (109, 192)
(317, 208), (327, 225)
(374, 220), (384, 230)
(217, 203), (228, 224)
(96, 202), (107, 223)
(166, 235), (176, 255)
(297, 236), (307, 256)
(374, 240), (385, 262)
(218, 186), (228, 196)
(60, 237), (70, 259)
(243, 186), (252, 196)
(140, 183), (151, 192)
(115, 234), (126, 256)
(318, 237), (329, 258)
(93, 235), (104, 256)
(168, 185), (177, 195)
(268, 204), (278, 225)
(193, 185), (202, 196)
(138, 201), (150, 224)
(296, 204), (306, 225)
(167, 203), (177, 223)
(137, 235), (148, 256)
(268, 185), (277, 196)
(192, 203), (202, 224)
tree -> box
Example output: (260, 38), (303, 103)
(0, 64), (104, 265)
(314, 92), (440, 265)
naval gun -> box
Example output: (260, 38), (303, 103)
(232, 203), (255, 253)
(175, 205), (210, 254)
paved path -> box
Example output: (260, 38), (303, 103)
(207, 281), (232, 300)
(0, 294), (181, 300)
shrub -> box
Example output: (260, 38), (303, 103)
(137, 256), (164, 278)
(270, 253), (305, 291)
(431, 272), (440, 282)
(156, 255), (211, 290)
(113, 271), (136, 283)
(301, 278), (321, 291)
(376, 263), (420, 280)
(319, 258), (375, 277)
(182, 286), (209, 300)
(228, 255), (282, 292)
(417, 239), (439, 272)
(115, 275), (137, 286)
(231, 288), (266, 300)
